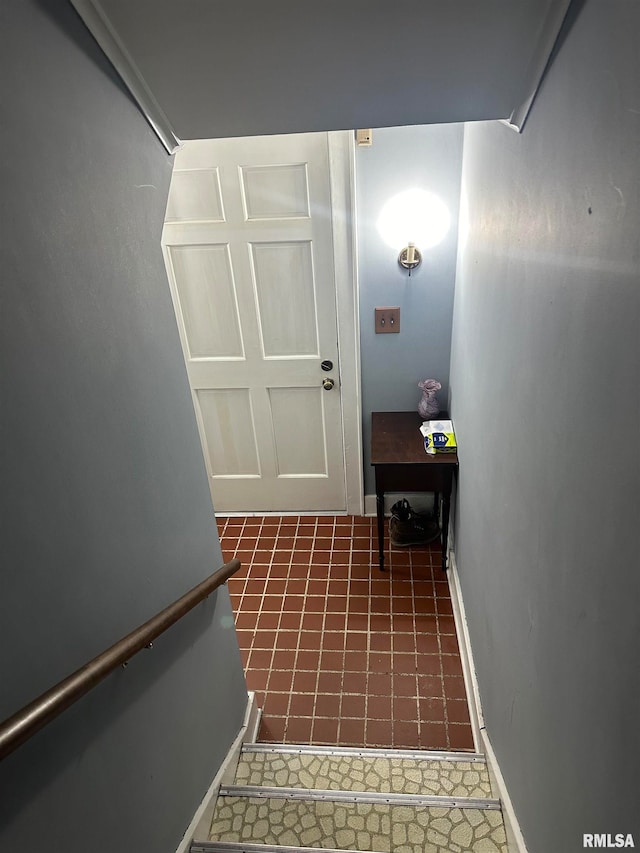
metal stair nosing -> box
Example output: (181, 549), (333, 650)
(240, 742), (486, 764)
(218, 783), (500, 811)
(192, 844), (388, 853)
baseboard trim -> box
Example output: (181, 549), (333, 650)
(446, 551), (528, 853)
(363, 492), (436, 517)
(174, 691), (261, 853)
(216, 511), (351, 518)
(481, 729), (529, 853)
(446, 551), (484, 747)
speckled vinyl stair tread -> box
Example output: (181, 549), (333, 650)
(209, 796), (508, 853)
(236, 751), (493, 799)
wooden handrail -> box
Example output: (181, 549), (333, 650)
(0, 559), (241, 761)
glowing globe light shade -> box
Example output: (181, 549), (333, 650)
(377, 189), (451, 252)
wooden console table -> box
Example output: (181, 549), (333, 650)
(371, 411), (458, 573)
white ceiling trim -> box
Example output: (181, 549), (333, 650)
(70, 0), (180, 153)
(507, 0), (573, 132)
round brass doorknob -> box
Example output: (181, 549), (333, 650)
(322, 378), (335, 391)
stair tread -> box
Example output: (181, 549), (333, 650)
(209, 795), (508, 853)
(237, 750), (492, 800)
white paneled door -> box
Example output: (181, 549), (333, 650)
(162, 133), (350, 513)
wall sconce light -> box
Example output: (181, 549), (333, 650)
(398, 242), (422, 274)
(377, 189), (451, 277)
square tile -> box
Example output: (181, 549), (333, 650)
(233, 612), (255, 630)
(289, 693), (315, 716)
(315, 693), (341, 717)
(343, 671), (368, 694)
(268, 670), (294, 692)
(393, 720), (419, 748)
(340, 694), (366, 718)
(443, 675), (468, 701)
(416, 653), (442, 675)
(252, 629), (277, 649)
(416, 633), (440, 654)
(312, 717), (340, 743)
(319, 651), (344, 672)
(275, 631), (298, 651)
(293, 670), (319, 692)
(279, 612), (302, 630)
(447, 698), (472, 725)
(301, 612), (324, 631)
(338, 717), (365, 745)
(246, 669), (269, 691)
(369, 632), (392, 652)
(328, 579), (349, 596)
(271, 649), (297, 670)
(285, 716), (314, 743)
(441, 654), (464, 678)
(392, 696), (418, 721)
(343, 650), (367, 672)
(344, 632), (367, 651)
(440, 633), (461, 655)
(296, 650), (321, 670)
(299, 631), (322, 650)
(368, 673), (392, 696)
(317, 671), (343, 693)
(392, 674), (418, 697)
(418, 674), (444, 698)
(322, 631), (346, 651)
(324, 612), (347, 631)
(391, 652), (417, 674)
(366, 695), (392, 720)
(438, 615), (456, 635)
(285, 579), (307, 595)
(418, 696), (446, 722)
(393, 633), (417, 653)
(264, 692), (291, 716)
(448, 724), (475, 751)
(365, 719), (393, 746)
(368, 652), (392, 673)
(259, 716), (286, 742)
(420, 721), (448, 750)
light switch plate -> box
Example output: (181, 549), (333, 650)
(375, 307), (400, 334)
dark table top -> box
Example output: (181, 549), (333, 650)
(371, 411), (458, 466)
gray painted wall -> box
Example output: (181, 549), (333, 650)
(0, 2), (247, 851)
(356, 125), (463, 493)
(449, 3), (640, 851)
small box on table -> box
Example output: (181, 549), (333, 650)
(420, 419), (457, 454)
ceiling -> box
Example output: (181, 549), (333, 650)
(72, 0), (572, 147)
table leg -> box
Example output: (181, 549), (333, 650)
(376, 492), (385, 571)
(441, 492), (450, 572)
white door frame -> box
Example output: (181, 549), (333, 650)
(327, 130), (363, 516)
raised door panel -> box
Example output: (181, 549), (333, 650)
(268, 387), (328, 477)
(168, 244), (244, 360)
(165, 168), (225, 222)
(240, 163), (310, 220)
(251, 241), (319, 359)
(196, 389), (260, 478)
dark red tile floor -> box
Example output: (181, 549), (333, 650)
(219, 514), (474, 751)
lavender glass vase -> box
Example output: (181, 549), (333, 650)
(418, 379), (441, 419)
